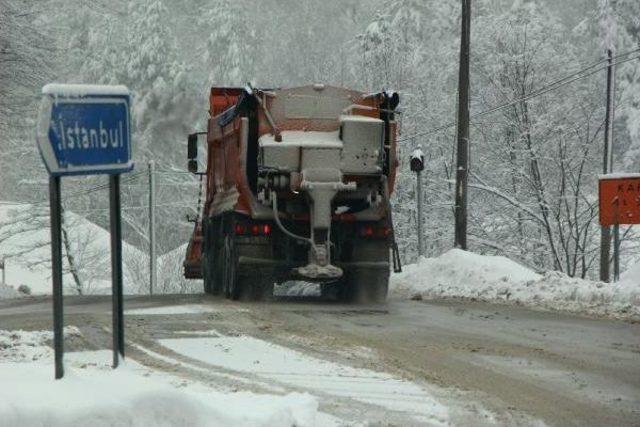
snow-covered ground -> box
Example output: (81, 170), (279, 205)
(0, 323), (457, 425)
(159, 334), (449, 425)
(0, 328), (331, 427)
(0, 202), (147, 296)
(391, 249), (640, 320)
(124, 304), (221, 315)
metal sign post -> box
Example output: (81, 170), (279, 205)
(0, 256), (5, 285)
(110, 174), (125, 368)
(37, 83), (133, 378)
(49, 176), (64, 379)
(410, 146), (425, 257)
(416, 169), (424, 256)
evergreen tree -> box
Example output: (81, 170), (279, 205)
(200, 0), (256, 87)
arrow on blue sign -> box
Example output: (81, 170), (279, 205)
(37, 84), (134, 176)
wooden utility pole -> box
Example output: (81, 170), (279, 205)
(454, 0), (471, 249)
(600, 49), (615, 282)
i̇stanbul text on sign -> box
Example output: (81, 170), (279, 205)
(37, 84), (133, 176)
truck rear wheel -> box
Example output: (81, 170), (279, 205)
(202, 254), (213, 294)
(202, 219), (222, 295)
(222, 235), (239, 299)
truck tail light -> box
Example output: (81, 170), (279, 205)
(363, 225), (374, 237)
(359, 224), (390, 239)
(235, 223), (272, 236)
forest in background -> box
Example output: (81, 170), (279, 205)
(1, 0), (640, 293)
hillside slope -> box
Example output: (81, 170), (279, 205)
(0, 202), (147, 295)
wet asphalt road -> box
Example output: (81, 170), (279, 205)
(1, 294), (638, 426)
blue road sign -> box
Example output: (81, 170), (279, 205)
(37, 84), (133, 176)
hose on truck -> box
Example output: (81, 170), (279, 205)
(381, 176), (402, 273)
(271, 195), (318, 258)
(270, 181), (400, 272)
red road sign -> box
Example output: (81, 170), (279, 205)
(599, 175), (640, 226)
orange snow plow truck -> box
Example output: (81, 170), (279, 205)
(183, 85), (401, 302)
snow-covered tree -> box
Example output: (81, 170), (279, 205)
(467, 2), (608, 276)
(2, 0), (639, 281)
(199, 0), (256, 87)
(0, 1), (54, 202)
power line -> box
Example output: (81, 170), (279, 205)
(406, 47), (640, 122)
(61, 172), (145, 200)
(611, 46), (640, 59)
(21, 172), (145, 207)
(71, 202), (193, 212)
(398, 49), (640, 143)
(155, 170), (194, 175)
(12, 167), (200, 207)
(119, 182), (200, 187)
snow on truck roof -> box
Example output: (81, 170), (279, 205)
(259, 115), (382, 147)
(42, 83), (130, 97)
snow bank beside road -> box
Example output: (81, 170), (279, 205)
(391, 249), (640, 320)
(1, 364), (319, 427)
(394, 249), (541, 290)
(0, 328), (323, 427)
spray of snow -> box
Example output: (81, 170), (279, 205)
(274, 281), (321, 297)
